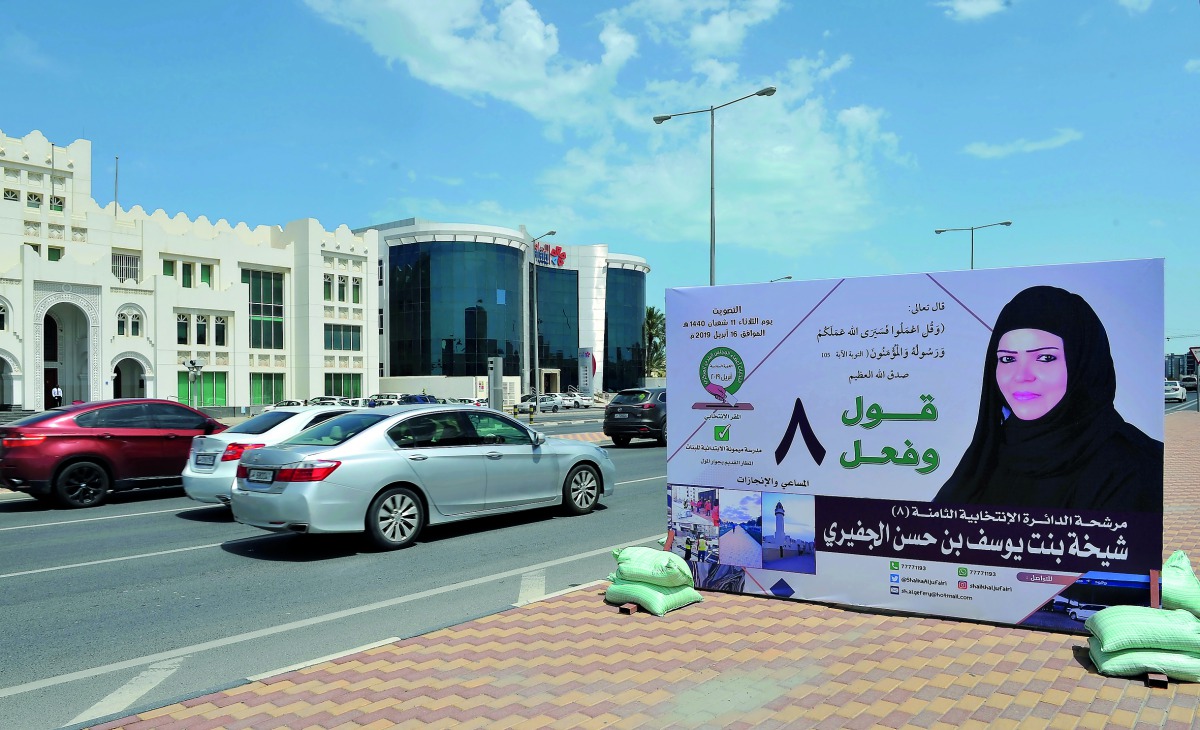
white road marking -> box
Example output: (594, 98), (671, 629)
(515, 569), (546, 606)
(247, 637), (402, 681)
(0, 506), (212, 532)
(68, 657), (187, 725)
(0, 543), (226, 580)
(0, 532), (665, 699)
(512, 578), (608, 607)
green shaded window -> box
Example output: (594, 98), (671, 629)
(323, 324), (362, 351)
(323, 372), (362, 397)
(178, 371), (227, 407)
(352, 278), (362, 304)
(200, 264), (212, 285)
(163, 260), (175, 277)
(243, 269), (285, 350)
(214, 316), (226, 347)
(182, 263), (193, 288)
(249, 372), (285, 405)
(48, 247), (63, 262)
(196, 315), (208, 345)
(177, 314), (189, 345)
(323, 274), (333, 301)
(338, 276), (347, 302)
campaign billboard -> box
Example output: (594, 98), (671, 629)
(665, 259), (1164, 630)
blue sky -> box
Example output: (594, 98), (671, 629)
(5, 0), (1197, 353)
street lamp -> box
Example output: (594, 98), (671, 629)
(530, 230), (555, 403)
(654, 86), (777, 286)
(933, 220), (1012, 270)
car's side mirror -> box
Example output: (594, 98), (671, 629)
(204, 419), (218, 435)
(532, 431), (546, 446)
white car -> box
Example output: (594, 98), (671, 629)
(262, 399), (304, 412)
(560, 392), (593, 408)
(1165, 381), (1187, 403)
(515, 394), (563, 413)
(1068, 604), (1106, 622)
(183, 405), (358, 506)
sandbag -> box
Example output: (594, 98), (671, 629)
(611, 546), (694, 588)
(1088, 636), (1200, 682)
(604, 576), (703, 616)
(1163, 551), (1200, 619)
(1085, 605), (1200, 654)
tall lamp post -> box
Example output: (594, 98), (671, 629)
(934, 220), (1012, 270)
(529, 230), (555, 408)
(654, 86), (777, 286)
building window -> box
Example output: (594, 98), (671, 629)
(25, 242), (40, 255)
(249, 372), (285, 405)
(181, 262), (193, 288)
(196, 315), (208, 345)
(179, 371), (228, 407)
(378, 308), (384, 335)
(163, 259), (175, 277)
(337, 276), (347, 302)
(131, 313), (141, 337)
(117, 313), (127, 336)
(177, 314), (190, 345)
(3, 189), (17, 202)
(47, 246), (63, 262)
(352, 277), (362, 304)
(26, 192), (42, 209)
(378, 259), (383, 285)
(214, 316), (226, 347)
(323, 274), (333, 301)
(323, 324), (362, 351)
(200, 263), (212, 286)
(243, 269), (284, 349)
(323, 372), (362, 398)
(49, 196), (64, 212)
(112, 253), (141, 282)
(0, 303), (6, 330)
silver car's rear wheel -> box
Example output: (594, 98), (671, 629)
(366, 486), (424, 550)
(563, 464), (600, 515)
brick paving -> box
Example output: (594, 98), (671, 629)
(89, 411), (1200, 729)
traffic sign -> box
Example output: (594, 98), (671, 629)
(1191, 346), (1200, 364)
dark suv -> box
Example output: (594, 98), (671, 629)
(603, 387), (667, 447)
(0, 399), (225, 508)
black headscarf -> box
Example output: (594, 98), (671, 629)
(932, 285), (1162, 511)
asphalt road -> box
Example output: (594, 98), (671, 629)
(1165, 389), (1199, 414)
(0, 412), (667, 730)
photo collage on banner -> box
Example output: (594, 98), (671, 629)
(664, 259), (1164, 631)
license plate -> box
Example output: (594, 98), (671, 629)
(247, 468), (274, 483)
(614, 413), (629, 419)
(195, 453), (216, 467)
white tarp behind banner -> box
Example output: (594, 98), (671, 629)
(665, 259), (1164, 631)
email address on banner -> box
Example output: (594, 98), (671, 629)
(900, 589), (974, 601)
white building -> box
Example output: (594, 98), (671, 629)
(0, 129), (379, 412)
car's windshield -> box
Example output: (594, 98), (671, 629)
(612, 391), (651, 405)
(281, 412), (388, 446)
(227, 411), (297, 434)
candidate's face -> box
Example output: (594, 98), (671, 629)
(995, 328), (1067, 421)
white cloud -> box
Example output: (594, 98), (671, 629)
(2, 31), (54, 70)
(963, 128), (1083, 159)
(935, 0), (1010, 22)
(1186, 59), (1200, 74)
(1116, 0), (1152, 13)
(309, 0), (905, 258)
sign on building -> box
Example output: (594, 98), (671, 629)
(665, 259), (1164, 631)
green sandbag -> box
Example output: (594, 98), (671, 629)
(1088, 636), (1200, 682)
(1163, 551), (1200, 619)
(605, 576), (703, 616)
(611, 546), (694, 588)
(1085, 606), (1200, 654)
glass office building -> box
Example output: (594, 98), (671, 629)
(360, 219), (649, 396)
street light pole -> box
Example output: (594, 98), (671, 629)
(933, 220), (1012, 270)
(529, 230), (555, 411)
(654, 86), (777, 286)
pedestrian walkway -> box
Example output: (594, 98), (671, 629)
(84, 411), (1200, 729)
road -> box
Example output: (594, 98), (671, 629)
(0, 411), (668, 730)
(1165, 389), (1199, 414)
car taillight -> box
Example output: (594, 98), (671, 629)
(221, 443), (266, 462)
(1, 434), (46, 448)
(236, 464), (250, 479)
(276, 461), (341, 482)
(640, 402), (657, 410)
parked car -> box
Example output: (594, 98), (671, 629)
(183, 405), (358, 506)
(1068, 604), (1106, 622)
(231, 404), (615, 549)
(562, 391), (593, 408)
(603, 387), (667, 447)
(262, 399), (304, 412)
(1166, 381), (1187, 403)
(455, 397), (488, 407)
(307, 396), (346, 406)
(515, 394), (563, 413)
(0, 399), (225, 508)
(1181, 375), (1198, 391)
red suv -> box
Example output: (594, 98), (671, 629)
(0, 399), (225, 508)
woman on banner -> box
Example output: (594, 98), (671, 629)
(932, 285), (1162, 512)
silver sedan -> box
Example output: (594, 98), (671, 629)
(230, 405), (615, 550)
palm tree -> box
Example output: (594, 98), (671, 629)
(644, 305), (666, 378)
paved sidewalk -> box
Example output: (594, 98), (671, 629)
(86, 411), (1200, 729)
